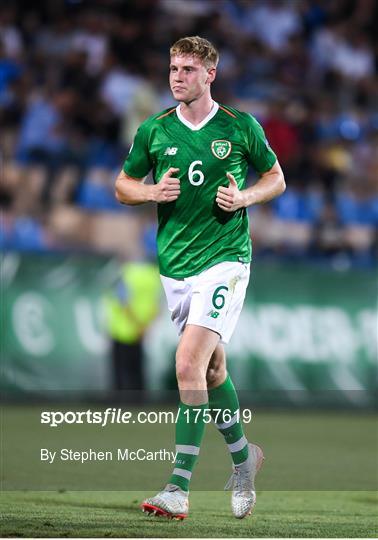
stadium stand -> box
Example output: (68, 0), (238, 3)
(0, 0), (376, 267)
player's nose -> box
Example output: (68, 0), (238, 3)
(174, 69), (183, 81)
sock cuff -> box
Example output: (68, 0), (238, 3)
(179, 401), (208, 411)
(177, 401), (209, 423)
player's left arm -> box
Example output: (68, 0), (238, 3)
(216, 160), (285, 212)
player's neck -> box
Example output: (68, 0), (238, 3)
(178, 94), (215, 126)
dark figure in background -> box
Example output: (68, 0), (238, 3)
(104, 261), (160, 392)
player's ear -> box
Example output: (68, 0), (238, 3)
(207, 67), (216, 84)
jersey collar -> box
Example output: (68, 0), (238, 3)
(176, 101), (219, 131)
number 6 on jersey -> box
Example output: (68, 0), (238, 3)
(188, 160), (204, 186)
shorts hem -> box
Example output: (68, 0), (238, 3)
(184, 322), (229, 344)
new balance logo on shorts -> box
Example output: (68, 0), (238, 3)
(164, 147), (178, 155)
(207, 310), (220, 319)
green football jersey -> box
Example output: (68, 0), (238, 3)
(123, 103), (276, 278)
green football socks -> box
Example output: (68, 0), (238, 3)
(169, 401), (208, 492)
(208, 373), (249, 465)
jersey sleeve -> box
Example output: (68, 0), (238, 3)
(244, 114), (277, 173)
(122, 123), (152, 178)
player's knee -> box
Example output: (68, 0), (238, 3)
(176, 351), (202, 385)
(176, 360), (196, 385)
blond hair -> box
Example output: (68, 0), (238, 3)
(170, 36), (219, 69)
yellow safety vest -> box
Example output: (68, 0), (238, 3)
(104, 262), (161, 344)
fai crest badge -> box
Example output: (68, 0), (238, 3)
(211, 140), (232, 160)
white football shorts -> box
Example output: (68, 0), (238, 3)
(160, 261), (250, 344)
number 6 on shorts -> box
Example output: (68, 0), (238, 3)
(212, 286), (229, 310)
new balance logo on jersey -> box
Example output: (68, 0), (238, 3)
(164, 147), (178, 155)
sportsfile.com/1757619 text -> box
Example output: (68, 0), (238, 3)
(40, 408), (253, 427)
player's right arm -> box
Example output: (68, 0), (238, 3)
(115, 168), (181, 206)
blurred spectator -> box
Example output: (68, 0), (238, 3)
(331, 31), (374, 81)
(100, 52), (142, 117)
(15, 90), (68, 164)
(120, 74), (161, 146)
(71, 10), (108, 75)
(104, 260), (161, 393)
(0, 7), (23, 58)
(244, 0), (302, 52)
(35, 17), (74, 60)
(14, 88), (84, 209)
(312, 201), (346, 257)
(263, 100), (301, 170)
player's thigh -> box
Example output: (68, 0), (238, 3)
(160, 274), (192, 334)
(187, 261), (250, 344)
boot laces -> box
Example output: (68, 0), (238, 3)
(224, 466), (252, 492)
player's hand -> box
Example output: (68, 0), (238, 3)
(153, 167), (181, 203)
(216, 173), (245, 212)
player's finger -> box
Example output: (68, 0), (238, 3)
(217, 204), (232, 212)
(166, 178), (181, 185)
(216, 197), (231, 209)
(217, 192), (232, 203)
(216, 194), (233, 205)
(217, 186), (231, 195)
(217, 192), (234, 202)
(226, 172), (238, 186)
(217, 203), (233, 212)
(166, 167), (180, 177)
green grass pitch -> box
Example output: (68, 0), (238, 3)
(1, 490), (377, 537)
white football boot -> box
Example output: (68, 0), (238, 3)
(141, 483), (189, 520)
(224, 443), (264, 519)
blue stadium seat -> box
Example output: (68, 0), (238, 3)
(76, 181), (121, 211)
